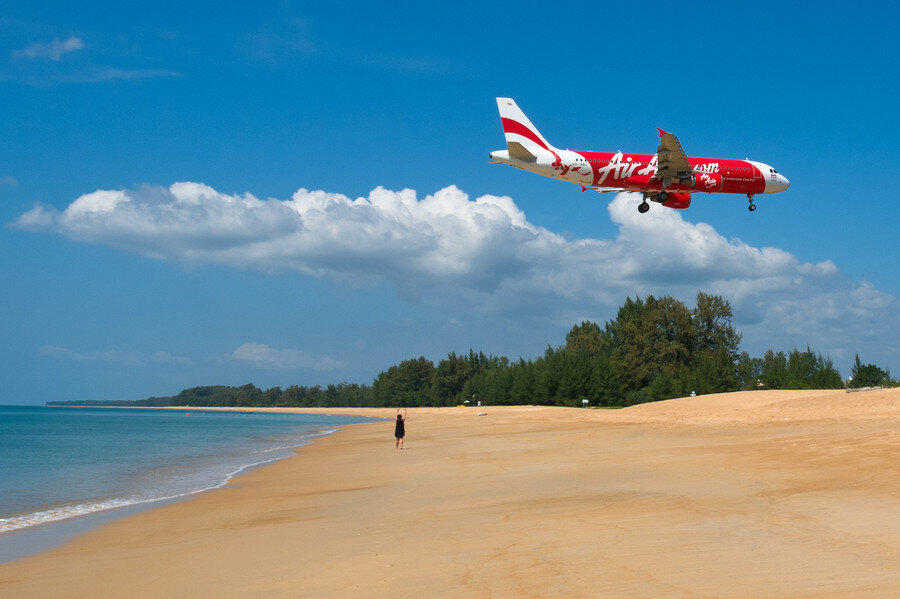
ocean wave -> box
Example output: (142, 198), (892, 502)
(0, 432), (331, 535)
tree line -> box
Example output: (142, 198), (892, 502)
(48, 292), (895, 408)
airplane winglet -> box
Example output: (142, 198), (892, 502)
(657, 127), (668, 137)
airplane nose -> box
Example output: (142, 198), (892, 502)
(764, 171), (790, 193)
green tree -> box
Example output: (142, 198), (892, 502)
(654, 295), (695, 375)
(735, 352), (764, 390)
(487, 367), (513, 404)
(647, 369), (679, 401)
(686, 347), (740, 395)
(565, 321), (611, 357)
(263, 386), (282, 407)
(606, 295), (694, 391)
(849, 354), (890, 388)
(280, 385), (305, 406)
(556, 350), (592, 406)
(692, 292), (742, 359)
(372, 357), (435, 407)
(590, 355), (624, 406)
(784, 347), (843, 389)
(759, 349), (788, 389)
(533, 346), (561, 405)
(508, 359), (535, 404)
(237, 383), (263, 406)
(431, 351), (475, 406)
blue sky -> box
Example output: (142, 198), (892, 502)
(2, 1), (897, 404)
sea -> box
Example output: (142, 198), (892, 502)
(0, 405), (373, 563)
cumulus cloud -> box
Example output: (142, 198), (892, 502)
(230, 343), (344, 371)
(12, 183), (540, 295)
(39, 345), (193, 366)
(0, 176), (17, 187)
(15, 36), (84, 61)
(15, 183), (899, 366)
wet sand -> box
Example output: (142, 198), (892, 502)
(1, 388), (897, 598)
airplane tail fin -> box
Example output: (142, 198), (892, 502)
(496, 98), (556, 158)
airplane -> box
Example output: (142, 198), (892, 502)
(489, 97), (789, 213)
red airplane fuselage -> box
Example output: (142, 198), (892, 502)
(549, 151), (764, 195)
(490, 98), (789, 212)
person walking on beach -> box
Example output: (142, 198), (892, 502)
(394, 409), (407, 450)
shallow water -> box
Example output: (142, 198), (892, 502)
(0, 405), (371, 561)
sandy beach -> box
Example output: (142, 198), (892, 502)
(1, 388), (898, 598)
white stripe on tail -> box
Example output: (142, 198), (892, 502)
(496, 98), (557, 157)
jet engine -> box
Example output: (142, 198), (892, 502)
(662, 192), (692, 209)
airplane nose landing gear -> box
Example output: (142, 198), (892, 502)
(747, 194), (757, 212)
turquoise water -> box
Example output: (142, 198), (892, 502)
(0, 406), (371, 538)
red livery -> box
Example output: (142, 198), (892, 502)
(490, 98), (789, 213)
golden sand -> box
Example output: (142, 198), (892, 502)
(1, 388), (897, 598)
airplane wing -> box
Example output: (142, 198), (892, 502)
(653, 129), (695, 189)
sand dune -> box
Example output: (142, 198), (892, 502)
(1, 388), (897, 598)
(610, 387), (900, 424)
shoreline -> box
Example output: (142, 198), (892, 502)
(1, 389), (898, 597)
(0, 409), (374, 563)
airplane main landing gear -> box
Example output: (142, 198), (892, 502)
(638, 192), (652, 213)
(637, 190), (668, 212)
(747, 194), (757, 212)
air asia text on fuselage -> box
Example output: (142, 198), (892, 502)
(489, 98), (790, 213)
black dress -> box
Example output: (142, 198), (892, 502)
(394, 418), (405, 438)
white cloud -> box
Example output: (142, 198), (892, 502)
(230, 343), (344, 371)
(15, 36), (84, 61)
(1, 176), (17, 187)
(39, 345), (193, 366)
(58, 66), (182, 83)
(6, 35), (180, 84)
(15, 183), (899, 369)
